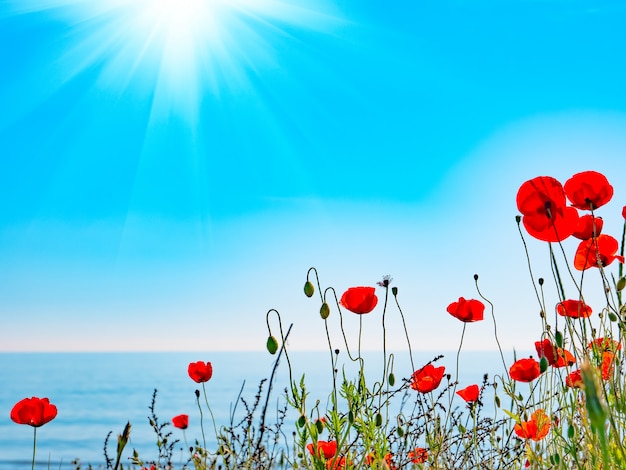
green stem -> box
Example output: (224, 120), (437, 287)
(31, 427), (37, 470)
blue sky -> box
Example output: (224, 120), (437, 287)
(1, 0), (626, 352)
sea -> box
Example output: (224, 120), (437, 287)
(0, 350), (523, 469)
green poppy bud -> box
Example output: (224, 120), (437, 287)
(266, 336), (279, 355)
(348, 410), (354, 424)
(315, 418), (324, 434)
(391, 287), (398, 296)
(375, 412), (383, 427)
(609, 312), (618, 322)
(494, 395), (501, 408)
(320, 302), (330, 319)
(297, 415), (306, 428)
(388, 373), (395, 387)
(397, 426), (404, 437)
(539, 356), (549, 373)
(617, 277), (626, 292)
(304, 281), (315, 297)
(555, 330), (564, 348)
(567, 423), (575, 439)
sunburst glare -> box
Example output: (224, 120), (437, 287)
(5, 0), (342, 122)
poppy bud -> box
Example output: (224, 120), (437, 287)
(567, 424), (575, 439)
(609, 312), (618, 322)
(304, 281), (315, 297)
(320, 302), (330, 319)
(539, 356), (549, 373)
(397, 426), (404, 437)
(297, 415), (306, 428)
(375, 412), (383, 427)
(348, 410), (354, 424)
(458, 423), (466, 433)
(388, 373), (395, 387)
(474, 274), (479, 281)
(617, 277), (626, 292)
(315, 419), (324, 434)
(392, 287), (398, 296)
(538, 278), (544, 286)
(195, 389), (200, 398)
(495, 395), (501, 408)
(266, 336), (279, 355)
(555, 331), (564, 348)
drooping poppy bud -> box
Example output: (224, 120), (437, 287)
(304, 281), (315, 298)
(320, 302), (330, 319)
(266, 335), (279, 355)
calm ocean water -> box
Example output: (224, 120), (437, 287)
(0, 350), (523, 469)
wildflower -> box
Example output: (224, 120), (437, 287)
(564, 170), (614, 210)
(306, 440), (337, 459)
(377, 275), (393, 287)
(509, 358), (541, 382)
(188, 361), (213, 383)
(446, 297), (485, 322)
(601, 352), (615, 380)
(623, 206), (626, 219)
(10, 397), (57, 427)
(172, 414), (189, 429)
(516, 175), (578, 242)
(556, 299), (592, 318)
(566, 369), (583, 388)
(588, 337), (622, 352)
(365, 452), (396, 470)
(456, 384), (480, 403)
(574, 234), (624, 270)
(408, 447), (428, 464)
(514, 409), (550, 441)
(326, 456), (348, 470)
(572, 214), (603, 240)
(411, 364), (446, 393)
(534, 338), (574, 367)
(339, 286), (378, 314)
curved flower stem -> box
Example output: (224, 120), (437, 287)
(393, 289), (415, 372)
(266, 309), (294, 397)
(381, 285), (389, 387)
(328, 287), (359, 363)
(31, 427), (36, 470)
(202, 383), (219, 441)
(195, 390), (207, 463)
(516, 217), (543, 309)
(474, 275), (509, 379)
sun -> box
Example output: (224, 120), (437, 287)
(4, 0), (342, 122)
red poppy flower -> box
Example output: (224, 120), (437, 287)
(564, 171), (614, 211)
(588, 337), (622, 352)
(408, 448), (428, 464)
(326, 456), (348, 470)
(623, 206), (626, 220)
(514, 409), (550, 441)
(572, 214), (603, 240)
(574, 234), (625, 270)
(307, 440), (337, 460)
(446, 297), (485, 322)
(172, 414), (189, 430)
(339, 286), (378, 314)
(565, 369), (583, 388)
(188, 361), (213, 383)
(509, 358), (541, 382)
(10, 397), (57, 428)
(456, 384), (479, 403)
(556, 299), (592, 318)
(411, 364), (446, 393)
(534, 339), (575, 367)
(601, 352), (615, 380)
(516, 176), (579, 242)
